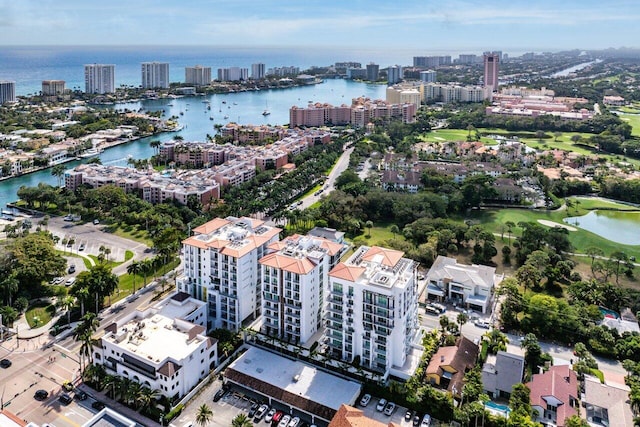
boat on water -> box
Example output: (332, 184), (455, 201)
(207, 105), (211, 110)
(78, 147), (104, 158)
(209, 116), (214, 120)
(223, 115), (229, 119)
(262, 101), (271, 116)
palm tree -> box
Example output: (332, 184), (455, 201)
(365, 220), (373, 238)
(150, 140), (161, 155)
(390, 224), (399, 240)
(456, 312), (469, 330)
(137, 387), (159, 413)
(231, 413), (252, 427)
(51, 164), (66, 188)
(195, 404), (213, 427)
(0, 273), (19, 307)
(484, 328), (509, 354)
(102, 374), (118, 399)
(127, 261), (142, 294)
(505, 221), (515, 246)
(73, 312), (99, 370)
(57, 295), (75, 325)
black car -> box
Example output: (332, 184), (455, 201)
(59, 393), (73, 405)
(34, 389), (49, 400)
(213, 388), (225, 402)
(75, 390), (88, 401)
(0, 359), (11, 368)
(248, 403), (259, 418)
(92, 400), (106, 410)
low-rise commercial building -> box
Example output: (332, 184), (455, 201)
(96, 292), (216, 400)
(225, 347), (361, 425)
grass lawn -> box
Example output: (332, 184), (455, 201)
(25, 302), (56, 328)
(617, 113), (640, 137)
(107, 223), (153, 247)
(418, 129), (498, 145)
(124, 250), (134, 261)
(114, 258), (180, 303)
(353, 223), (406, 247)
(88, 256), (122, 269)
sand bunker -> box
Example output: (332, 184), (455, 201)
(537, 219), (577, 231)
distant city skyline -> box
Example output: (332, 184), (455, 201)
(1, 0), (639, 52)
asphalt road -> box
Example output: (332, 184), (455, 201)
(298, 146), (354, 210)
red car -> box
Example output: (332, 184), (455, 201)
(272, 411), (284, 423)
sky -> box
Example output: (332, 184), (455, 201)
(1, 0), (639, 52)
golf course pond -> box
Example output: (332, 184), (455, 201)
(564, 210), (640, 245)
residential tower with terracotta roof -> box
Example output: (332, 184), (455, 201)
(327, 245), (419, 378)
(259, 233), (348, 345)
(178, 216), (281, 331)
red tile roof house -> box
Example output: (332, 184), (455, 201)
(526, 365), (579, 426)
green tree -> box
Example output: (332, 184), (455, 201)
(390, 224), (399, 239)
(51, 164), (66, 188)
(73, 312), (99, 370)
(57, 295), (75, 325)
(231, 413), (252, 427)
(195, 404), (213, 427)
(126, 261), (143, 294)
(484, 329), (509, 354)
(365, 220), (373, 238)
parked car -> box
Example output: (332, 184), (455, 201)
(264, 408), (277, 423)
(248, 403), (260, 418)
(405, 410), (413, 421)
(34, 389), (49, 400)
(272, 411), (284, 424)
(68, 264), (76, 274)
(65, 277), (76, 286)
(92, 400), (106, 410)
(93, 219), (100, 225)
(384, 402), (396, 416)
(213, 388), (225, 402)
(421, 414), (432, 427)
(62, 381), (74, 391)
(359, 393), (371, 407)
(376, 398), (387, 412)
(288, 416), (301, 427)
(75, 390), (88, 401)
(254, 404), (269, 420)
(59, 393), (73, 405)
(413, 415), (421, 426)
(278, 415), (291, 427)
(79, 243), (85, 251)
(0, 359), (11, 368)
(475, 319), (491, 329)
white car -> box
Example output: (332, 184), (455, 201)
(264, 408), (277, 423)
(288, 416), (300, 427)
(383, 402), (396, 416)
(65, 277), (76, 286)
(475, 320), (491, 329)
(254, 404), (269, 420)
(359, 393), (371, 407)
(421, 414), (432, 426)
(376, 398), (387, 412)
(277, 415), (291, 427)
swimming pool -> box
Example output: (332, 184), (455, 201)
(485, 401), (511, 417)
(599, 307), (620, 319)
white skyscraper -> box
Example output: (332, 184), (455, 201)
(84, 64), (115, 94)
(0, 81), (16, 104)
(251, 63), (265, 80)
(178, 217), (281, 331)
(259, 233), (348, 345)
(327, 245), (418, 378)
(141, 62), (170, 89)
(185, 65), (212, 86)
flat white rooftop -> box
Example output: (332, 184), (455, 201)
(104, 313), (204, 364)
(228, 347), (361, 411)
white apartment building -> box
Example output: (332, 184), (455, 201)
(84, 64), (115, 94)
(424, 256), (503, 313)
(259, 234), (348, 345)
(0, 81), (16, 104)
(423, 83), (488, 104)
(185, 65), (212, 86)
(178, 217), (281, 331)
(96, 292), (217, 400)
(327, 246), (419, 377)
(217, 67), (249, 82)
(251, 63), (265, 80)
(141, 62), (170, 89)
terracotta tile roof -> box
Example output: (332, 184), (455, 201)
(182, 235), (209, 249)
(328, 405), (400, 427)
(192, 217), (230, 234)
(361, 246), (404, 267)
(259, 252), (317, 275)
(157, 360), (181, 377)
(329, 263), (366, 282)
(526, 365), (578, 426)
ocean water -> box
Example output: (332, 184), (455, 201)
(0, 45), (438, 96)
